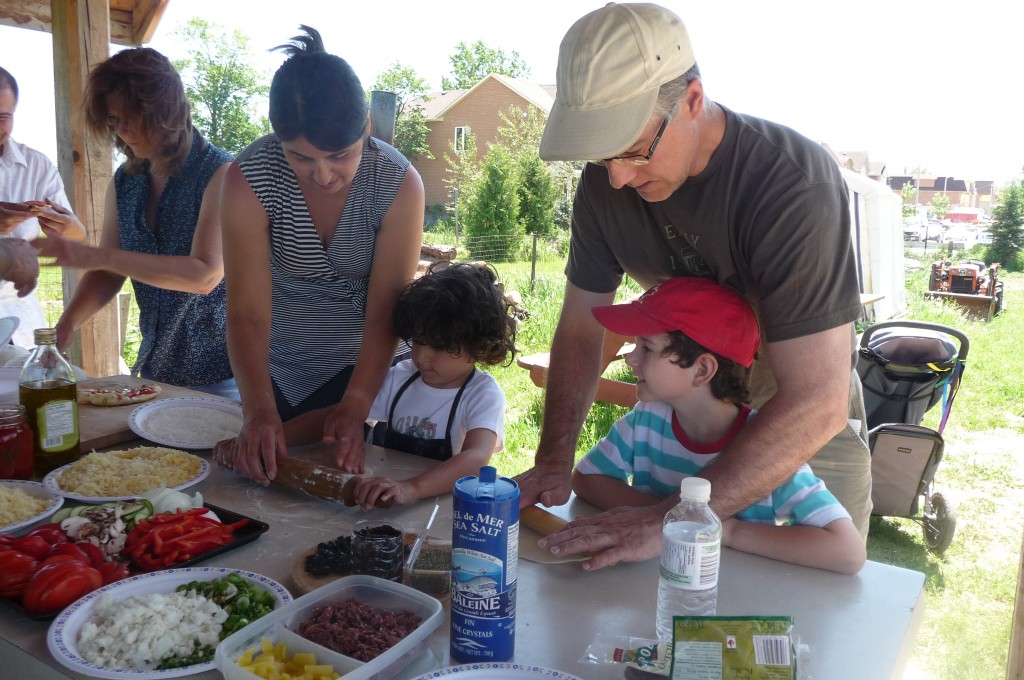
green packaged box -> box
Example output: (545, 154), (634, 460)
(670, 616), (795, 680)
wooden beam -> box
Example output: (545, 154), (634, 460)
(1009, 531), (1024, 679)
(128, 0), (168, 44)
(0, 0), (161, 46)
(51, 0), (121, 378)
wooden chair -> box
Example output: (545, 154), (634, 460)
(516, 330), (636, 408)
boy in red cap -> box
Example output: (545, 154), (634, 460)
(572, 277), (865, 574)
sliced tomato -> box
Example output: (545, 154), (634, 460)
(48, 542), (91, 563)
(22, 562), (102, 616)
(24, 524), (67, 546)
(12, 535), (53, 560)
(97, 561), (129, 586)
(0, 549), (40, 599)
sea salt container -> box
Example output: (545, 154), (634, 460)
(216, 574), (443, 680)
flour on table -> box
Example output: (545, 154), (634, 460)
(144, 407), (242, 447)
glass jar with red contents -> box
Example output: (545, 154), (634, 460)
(0, 404), (34, 480)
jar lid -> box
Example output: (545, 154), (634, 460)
(0, 403), (26, 422)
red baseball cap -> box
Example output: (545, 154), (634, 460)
(591, 277), (760, 367)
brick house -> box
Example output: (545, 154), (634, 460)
(409, 74), (555, 214)
(886, 175), (993, 218)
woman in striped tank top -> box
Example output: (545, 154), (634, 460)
(218, 26), (424, 485)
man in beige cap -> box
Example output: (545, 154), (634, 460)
(518, 3), (871, 570)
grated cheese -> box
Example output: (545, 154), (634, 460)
(56, 446), (202, 497)
(143, 406), (242, 447)
(0, 487), (49, 526)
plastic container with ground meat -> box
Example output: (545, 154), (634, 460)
(215, 574), (443, 680)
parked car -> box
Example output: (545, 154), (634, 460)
(940, 225), (976, 245)
(977, 229), (993, 245)
(903, 217), (927, 241)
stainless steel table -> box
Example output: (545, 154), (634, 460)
(0, 443), (925, 679)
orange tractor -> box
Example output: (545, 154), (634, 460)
(927, 259), (1005, 321)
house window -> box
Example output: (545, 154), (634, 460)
(454, 126), (469, 153)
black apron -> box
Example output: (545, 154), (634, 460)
(376, 368), (476, 461)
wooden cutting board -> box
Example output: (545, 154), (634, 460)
(78, 376), (235, 452)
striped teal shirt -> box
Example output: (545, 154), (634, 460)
(575, 401), (849, 527)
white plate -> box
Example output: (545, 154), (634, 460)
(42, 455), (210, 503)
(48, 567), (292, 679)
(0, 479), (63, 535)
(409, 664), (583, 679)
(129, 397), (243, 450)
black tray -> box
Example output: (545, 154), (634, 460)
(1, 502), (269, 620)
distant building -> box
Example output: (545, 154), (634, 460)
(408, 74), (554, 213)
(885, 175), (994, 219)
(821, 145), (887, 184)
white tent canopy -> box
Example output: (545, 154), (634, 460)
(842, 167), (905, 322)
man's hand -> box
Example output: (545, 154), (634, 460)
(537, 504), (665, 571)
(32, 233), (95, 269)
(515, 460), (573, 508)
(0, 238), (39, 296)
(34, 202), (86, 240)
(0, 202), (37, 233)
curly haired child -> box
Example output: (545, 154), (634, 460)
(286, 261), (518, 510)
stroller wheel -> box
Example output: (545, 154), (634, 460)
(923, 492), (957, 554)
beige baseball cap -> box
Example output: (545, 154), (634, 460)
(539, 3), (696, 162)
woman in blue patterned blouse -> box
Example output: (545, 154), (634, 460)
(37, 48), (236, 398)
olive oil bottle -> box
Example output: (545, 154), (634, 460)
(19, 328), (80, 477)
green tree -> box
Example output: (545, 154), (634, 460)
(900, 181), (918, 218)
(441, 41), (531, 90)
(989, 179), (1024, 269)
(493, 106), (556, 235)
(929, 193), (951, 220)
(372, 62), (433, 161)
(464, 146), (522, 260)
(443, 130), (481, 237)
(516, 154), (557, 236)
(172, 18), (271, 154)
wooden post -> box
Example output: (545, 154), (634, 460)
(1008, 531), (1024, 679)
(50, 0), (120, 378)
(369, 90), (397, 145)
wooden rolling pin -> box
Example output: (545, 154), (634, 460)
(521, 505), (592, 558)
(272, 457), (394, 509)
(520, 505), (571, 536)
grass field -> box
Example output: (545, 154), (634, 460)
(37, 251), (1023, 678)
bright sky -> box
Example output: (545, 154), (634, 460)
(2, 0), (1022, 184)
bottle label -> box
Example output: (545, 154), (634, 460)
(660, 539), (720, 590)
(38, 400), (79, 451)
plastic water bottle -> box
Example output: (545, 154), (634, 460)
(655, 477), (722, 640)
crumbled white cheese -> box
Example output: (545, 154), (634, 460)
(77, 590), (227, 669)
(144, 407), (242, 447)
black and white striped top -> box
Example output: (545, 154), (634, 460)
(236, 135), (410, 406)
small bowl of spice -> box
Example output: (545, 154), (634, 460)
(408, 538), (451, 595)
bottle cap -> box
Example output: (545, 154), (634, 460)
(680, 477), (711, 502)
(33, 328), (57, 344)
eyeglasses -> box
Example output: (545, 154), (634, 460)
(595, 116), (669, 167)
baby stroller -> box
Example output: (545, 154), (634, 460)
(856, 320), (969, 554)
